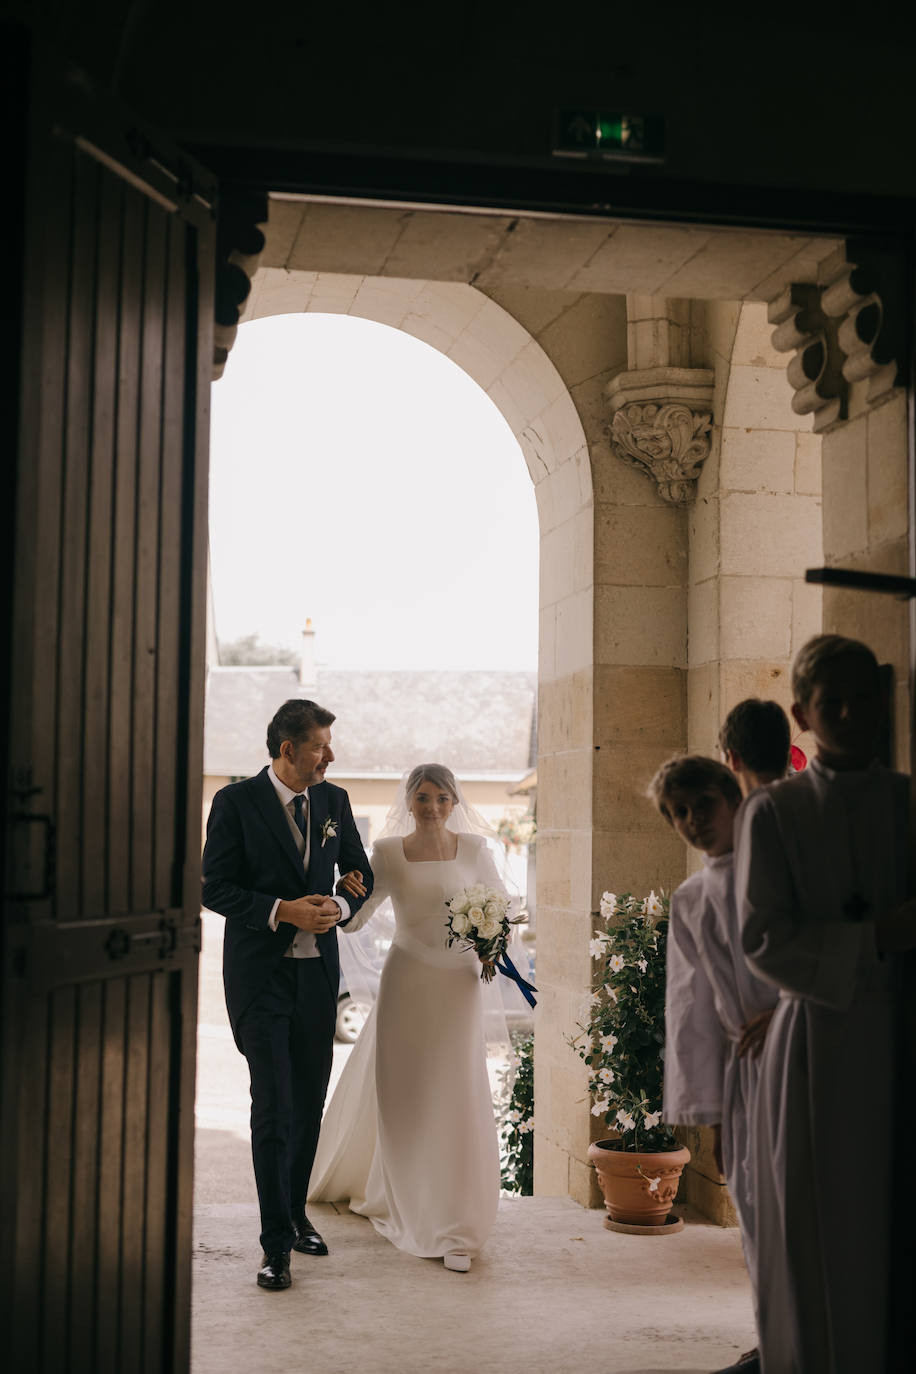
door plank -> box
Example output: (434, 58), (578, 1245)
(119, 972), (152, 1372)
(69, 981), (103, 1369)
(96, 977), (126, 1371)
(82, 170), (122, 918)
(41, 985), (77, 1371)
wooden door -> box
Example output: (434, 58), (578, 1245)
(1, 36), (214, 1374)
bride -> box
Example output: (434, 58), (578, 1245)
(309, 763), (512, 1272)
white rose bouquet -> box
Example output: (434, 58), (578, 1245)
(445, 882), (521, 982)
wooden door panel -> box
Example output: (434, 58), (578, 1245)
(3, 42), (214, 1374)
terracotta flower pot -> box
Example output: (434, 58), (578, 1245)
(588, 1139), (690, 1228)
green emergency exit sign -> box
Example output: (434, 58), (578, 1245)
(554, 109), (665, 163)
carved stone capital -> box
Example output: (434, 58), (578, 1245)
(606, 368), (714, 505)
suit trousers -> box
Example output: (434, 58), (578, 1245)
(237, 957), (336, 1252)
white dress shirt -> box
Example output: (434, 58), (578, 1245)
(265, 764), (350, 958)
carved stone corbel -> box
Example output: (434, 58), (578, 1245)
(213, 191), (269, 380)
(767, 283), (847, 432)
(820, 240), (906, 407)
(606, 367), (714, 505)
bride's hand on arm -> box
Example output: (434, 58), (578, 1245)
(337, 870), (367, 899)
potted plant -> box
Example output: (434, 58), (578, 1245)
(498, 1033), (534, 1195)
(573, 890), (689, 1232)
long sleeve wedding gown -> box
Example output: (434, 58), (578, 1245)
(308, 832), (502, 1259)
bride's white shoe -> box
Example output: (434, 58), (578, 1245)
(443, 1251), (471, 1272)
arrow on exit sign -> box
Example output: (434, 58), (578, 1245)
(554, 109), (665, 163)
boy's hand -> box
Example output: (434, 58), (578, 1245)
(337, 869), (367, 899)
(711, 1122), (724, 1176)
(737, 1008), (774, 1059)
(876, 898), (916, 954)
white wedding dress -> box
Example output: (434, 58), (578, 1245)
(308, 832), (502, 1258)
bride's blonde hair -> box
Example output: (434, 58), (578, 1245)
(405, 763), (459, 805)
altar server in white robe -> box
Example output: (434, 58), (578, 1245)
(736, 634), (915, 1374)
(651, 754), (778, 1374)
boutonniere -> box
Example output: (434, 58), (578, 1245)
(320, 817), (339, 848)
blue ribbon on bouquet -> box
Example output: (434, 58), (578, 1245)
(495, 952), (538, 1008)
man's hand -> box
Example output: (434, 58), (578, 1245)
(876, 898), (916, 954)
(276, 895), (342, 934)
(737, 1008), (774, 1059)
(337, 869), (367, 900)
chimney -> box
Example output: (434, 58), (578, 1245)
(299, 618), (317, 690)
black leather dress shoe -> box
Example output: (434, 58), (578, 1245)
(256, 1251), (291, 1289)
(292, 1213), (329, 1256)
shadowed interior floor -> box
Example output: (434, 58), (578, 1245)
(192, 1194), (756, 1374)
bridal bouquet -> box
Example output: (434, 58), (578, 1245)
(445, 883), (519, 982)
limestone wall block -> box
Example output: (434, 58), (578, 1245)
(537, 389), (592, 471)
(719, 660), (791, 714)
(538, 669), (594, 754)
(539, 521), (578, 605)
(566, 224), (711, 295)
(537, 292), (628, 389)
(719, 493), (823, 577)
(535, 454), (589, 534)
(595, 584), (687, 668)
(486, 376), (528, 445)
(502, 338), (568, 417)
(400, 311), (455, 354)
(730, 301), (783, 368)
(688, 494), (721, 584)
(536, 749), (592, 830)
(538, 605), (557, 683)
(410, 282), (486, 339)
(659, 232), (809, 300)
(286, 205), (403, 274)
(594, 503), (687, 588)
(259, 199), (304, 269)
(380, 210), (509, 283)
(307, 273), (365, 314)
(687, 578), (720, 666)
(791, 579), (824, 659)
(719, 427), (796, 494)
(535, 835), (574, 910)
(243, 265), (315, 320)
(350, 276), (426, 328)
(823, 539), (909, 674)
(482, 284), (574, 340)
(720, 576), (793, 660)
(867, 394), (908, 547)
(536, 902), (594, 990)
(687, 663), (721, 754)
(751, 236), (843, 302)
(590, 823), (686, 899)
(555, 588), (594, 676)
(702, 300), (742, 369)
(446, 296), (530, 389)
(723, 364), (810, 432)
(593, 665), (686, 747)
(573, 506), (594, 592)
(821, 415), (869, 559)
(593, 743), (693, 832)
(475, 218), (610, 292)
(795, 432), (822, 496)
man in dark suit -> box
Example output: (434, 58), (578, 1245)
(202, 698), (373, 1290)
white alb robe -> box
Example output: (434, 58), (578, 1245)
(663, 850), (777, 1303)
(736, 758), (908, 1374)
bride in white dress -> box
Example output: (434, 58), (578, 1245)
(309, 764), (509, 1272)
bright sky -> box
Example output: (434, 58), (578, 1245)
(208, 313), (539, 671)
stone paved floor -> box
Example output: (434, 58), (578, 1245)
(193, 913), (755, 1373)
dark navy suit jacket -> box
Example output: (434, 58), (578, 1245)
(201, 767), (373, 1047)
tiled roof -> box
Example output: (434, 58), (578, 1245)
(203, 666), (537, 779)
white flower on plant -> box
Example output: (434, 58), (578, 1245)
(451, 912), (472, 936)
(644, 890), (663, 917)
(599, 1033), (618, 1053)
(467, 905), (485, 928)
(598, 1067), (615, 1085)
(507, 1109), (521, 1124)
(599, 891), (618, 918)
(636, 958), (648, 973)
(589, 938), (607, 959)
(608, 988), (618, 1003)
(591, 1096), (611, 1116)
(589, 991), (602, 1007)
(616, 1109), (636, 1132)
(643, 1111), (661, 1129)
(646, 1175), (661, 1193)
(609, 954), (625, 973)
(519, 1118), (534, 1134)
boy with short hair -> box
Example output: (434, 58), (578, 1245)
(736, 634), (913, 1374)
(650, 755), (778, 1374)
(719, 698), (791, 797)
